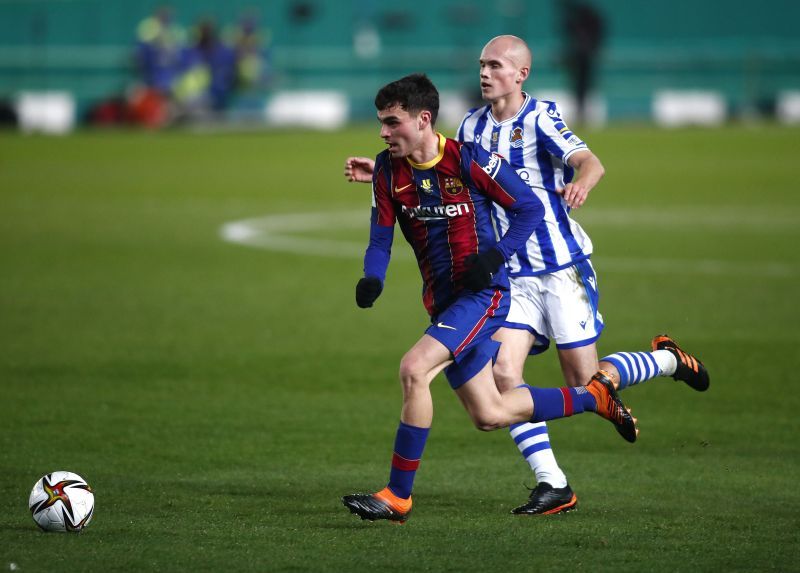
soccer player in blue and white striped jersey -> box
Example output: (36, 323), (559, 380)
(344, 36), (709, 517)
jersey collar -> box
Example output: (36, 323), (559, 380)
(488, 92), (531, 126)
(407, 133), (446, 170)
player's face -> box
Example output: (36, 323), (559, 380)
(377, 105), (422, 158)
(479, 43), (521, 102)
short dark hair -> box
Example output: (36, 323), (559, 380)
(374, 73), (439, 125)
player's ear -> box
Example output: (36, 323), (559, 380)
(417, 110), (432, 130)
(517, 66), (530, 83)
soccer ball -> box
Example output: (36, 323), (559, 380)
(28, 471), (94, 532)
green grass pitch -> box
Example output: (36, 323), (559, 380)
(1, 125), (798, 571)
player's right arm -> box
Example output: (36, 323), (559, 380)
(344, 156), (375, 183)
(357, 155), (395, 308)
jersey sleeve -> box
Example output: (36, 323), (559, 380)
(363, 154), (395, 283)
(537, 101), (589, 164)
(455, 106), (483, 144)
(462, 143), (545, 261)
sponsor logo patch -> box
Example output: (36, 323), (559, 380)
(482, 153), (501, 177)
(401, 203), (471, 221)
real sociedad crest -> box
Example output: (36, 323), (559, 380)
(509, 127), (524, 148)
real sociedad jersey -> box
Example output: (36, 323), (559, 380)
(457, 94), (593, 276)
(364, 134), (545, 317)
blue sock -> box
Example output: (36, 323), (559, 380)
(524, 385), (597, 422)
(387, 422), (430, 499)
(602, 352), (662, 390)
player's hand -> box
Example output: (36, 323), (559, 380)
(558, 182), (591, 209)
(344, 157), (375, 183)
(356, 276), (383, 308)
(462, 249), (504, 291)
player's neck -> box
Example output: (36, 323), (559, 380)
(408, 131), (443, 166)
(491, 90), (526, 122)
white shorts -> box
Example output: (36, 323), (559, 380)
(504, 259), (604, 355)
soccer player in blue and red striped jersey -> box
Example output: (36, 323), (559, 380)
(344, 36), (709, 517)
(341, 74), (638, 523)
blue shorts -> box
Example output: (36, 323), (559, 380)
(425, 288), (510, 389)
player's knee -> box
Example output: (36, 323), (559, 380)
(470, 411), (504, 432)
(398, 354), (429, 393)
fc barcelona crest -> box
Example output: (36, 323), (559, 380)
(443, 176), (465, 196)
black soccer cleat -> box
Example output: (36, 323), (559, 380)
(586, 370), (639, 443)
(511, 483), (578, 515)
(652, 334), (710, 392)
(342, 488), (412, 523)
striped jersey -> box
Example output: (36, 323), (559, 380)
(364, 134), (545, 317)
(457, 94), (593, 276)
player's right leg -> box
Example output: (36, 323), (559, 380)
(342, 334), (451, 523)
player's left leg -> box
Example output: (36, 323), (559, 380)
(601, 335), (709, 392)
(549, 260), (707, 392)
(452, 357), (638, 441)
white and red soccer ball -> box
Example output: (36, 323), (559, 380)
(29, 471), (94, 532)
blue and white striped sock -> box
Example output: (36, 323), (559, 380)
(509, 422), (567, 488)
(601, 350), (677, 390)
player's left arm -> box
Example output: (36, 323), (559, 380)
(470, 154), (544, 259)
(537, 102), (605, 209)
(561, 149), (605, 209)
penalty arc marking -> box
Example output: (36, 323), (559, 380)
(219, 210), (798, 278)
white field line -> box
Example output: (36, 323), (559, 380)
(219, 210), (799, 277)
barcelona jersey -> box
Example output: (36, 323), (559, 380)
(364, 133), (545, 317)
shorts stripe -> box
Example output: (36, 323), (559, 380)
(453, 289), (503, 356)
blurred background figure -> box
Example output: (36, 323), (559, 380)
(228, 15), (272, 93)
(135, 6), (185, 95)
(129, 6), (187, 127)
(172, 19), (236, 119)
(560, 0), (605, 125)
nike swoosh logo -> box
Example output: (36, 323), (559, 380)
(436, 322), (457, 330)
(394, 183), (413, 193)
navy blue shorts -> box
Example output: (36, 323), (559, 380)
(425, 288), (510, 389)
